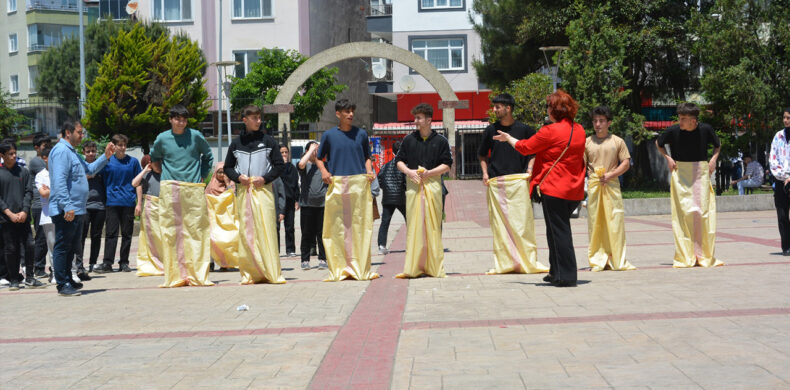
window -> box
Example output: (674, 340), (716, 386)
(9, 75), (19, 94)
(9, 33), (17, 53)
(233, 50), (259, 78)
(28, 66), (38, 93)
(28, 24), (78, 52)
(419, 0), (463, 11)
(7, 0), (16, 13)
(233, 0), (273, 19)
(411, 37), (465, 72)
(99, 0), (127, 20)
(153, 0), (192, 22)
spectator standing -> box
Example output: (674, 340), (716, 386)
(277, 144), (299, 257)
(47, 121), (114, 296)
(29, 133), (51, 278)
(0, 142), (45, 290)
(94, 135), (142, 273)
(769, 108), (790, 256)
(297, 141), (328, 270)
(75, 141), (105, 274)
(377, 141), (406, 255)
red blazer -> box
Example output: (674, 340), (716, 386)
(515, 118), (586, 201)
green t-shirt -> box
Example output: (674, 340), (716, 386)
(150, 128), (214, 183)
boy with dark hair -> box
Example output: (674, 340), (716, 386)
(478, 93), (547, 275)
(150, 104), (215, 287)
(225, 105), (286, 284)
(584, 106), (635, 272)
(0, 142), (45, 290)
(377, 141), (406, 254)
(277, 144), (299, 257)
(317, 99), (379, 281)
(656, 102), (723, 267)
(394, 103), (452, 278)
(74, 141), (105, 274)
(297, 141), (328, 270)
(30, 132), (51, 278)
(94, 134), (142, 273)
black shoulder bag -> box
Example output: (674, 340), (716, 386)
(531, 122), (575, 204)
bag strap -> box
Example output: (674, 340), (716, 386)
(535, 121), (575, 192)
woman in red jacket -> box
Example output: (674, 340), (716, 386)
(493, 89), (586, 286)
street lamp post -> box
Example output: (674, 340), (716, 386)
(211, 61), (239, 162)
(538, 46), (569, 92)
(79, 0), (85, 117)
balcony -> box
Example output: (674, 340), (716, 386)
(27, 0), (78, 12)
(368, 3), (391, 16)
(27, 43), (51, 53)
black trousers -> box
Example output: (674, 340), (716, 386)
(103, 206), (134, 265)
(300, 206), (326, 262)
(0, 222), (34, 283)
(774, 183), (790, 252)
(541, 195), (580, 283)
(277, 197), (296, 253)
(76, 209), (106, 267)
(32, 207), (47, 272)
(378, 204), (406, 247)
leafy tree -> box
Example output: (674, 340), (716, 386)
(489, 73), (553, 130)
(83, 24), (209, 151)
(690, 0), (788, 157)
(229, 48), (346, 131)
(0, 89), (29, 139)
(559, 2), (647, 142)
(471, 0), (573, 89)
(37, 19), (170, 117)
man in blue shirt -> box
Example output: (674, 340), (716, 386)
(316, 99), (374, 182)
(49, 121), (114, 296)
(94, 134), (142, 274)
(316, 99), (379, 281)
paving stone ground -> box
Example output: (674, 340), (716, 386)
(2, 180), (788, 389)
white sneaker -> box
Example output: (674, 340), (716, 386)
(0, 278), (9, 286)
(72, 273), (81, 283)
(378, 245), (389, 255)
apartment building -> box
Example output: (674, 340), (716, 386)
(1, 0), (97, 135)
(368, 0), (490, 124)
(123, 0), (371, 133)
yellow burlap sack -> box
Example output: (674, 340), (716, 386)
(323, 175), (380, 281)
(670, 161), (724, 268)
(485, 173), (549, 274)
(158, 181), (214, 287)
(135, 195), (164, 277)
(206, 189), (240, 269)
(236, 183), (285, 284)
(396, 175), (446, 278)
(586, 171), (636, 271)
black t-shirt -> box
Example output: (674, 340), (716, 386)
(656, 123), (721, 162)
(477, 121), (535, 177)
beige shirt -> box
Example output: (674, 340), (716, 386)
(584, 134), (630, 176)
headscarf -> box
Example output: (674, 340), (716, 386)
(205, 162), (234, 196)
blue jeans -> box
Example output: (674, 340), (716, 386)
(52, 214), (84, 288)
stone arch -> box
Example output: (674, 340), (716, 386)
(270, 42), (466, 147)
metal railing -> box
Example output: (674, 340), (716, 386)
(27, 43), (50, 53)
(454, 129), (484, 179)
(368, 3), (392, 16)
(26, 0), (78, 11)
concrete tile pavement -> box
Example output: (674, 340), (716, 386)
(1, 180), (788, 389)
